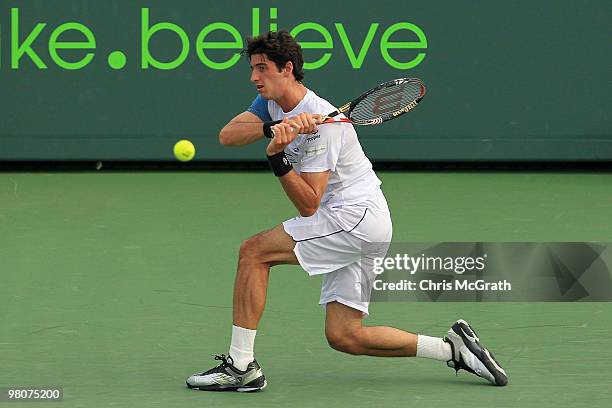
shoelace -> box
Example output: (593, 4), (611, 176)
(197, 354), (236, 376)
(213, 354), (234, 367)
(447, 358), (470, 374)
(445, 340), (475, 376)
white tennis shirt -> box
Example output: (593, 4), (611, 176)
(266, 89), (382, 208)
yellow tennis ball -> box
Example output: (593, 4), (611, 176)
(173, 140), (196, 162)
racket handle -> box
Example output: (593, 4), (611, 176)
(321, 117), (352, 125)
(266, 121), (295, 139)
(266, 116), (347, 138)
(263, 120), (282, 138)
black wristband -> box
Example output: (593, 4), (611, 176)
(263, 120), (282, 138)
(267, 151), (293, 177)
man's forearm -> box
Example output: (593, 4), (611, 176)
(277, 172), (320, 217)
(219, 122), (265, 146)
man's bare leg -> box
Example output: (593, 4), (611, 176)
(232, 224), (299, 329)
(185, 224), (298, 391)
(325, 301), (453, 362)
(325, 301), (419, 356)
(323, 302), (508, 386)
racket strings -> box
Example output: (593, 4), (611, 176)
(350, 81), (424, 124)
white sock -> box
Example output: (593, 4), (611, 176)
(416, 335), (452, 361)
(229, 325), (256, 371)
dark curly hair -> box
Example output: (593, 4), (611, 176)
(242, 31), (304, 82)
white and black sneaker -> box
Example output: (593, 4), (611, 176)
(186, 354), (267, 392)
(444, 319), (508, 386)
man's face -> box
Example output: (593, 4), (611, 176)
(249, 54), (288, 100)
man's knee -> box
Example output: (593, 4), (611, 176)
(325, 326), (362, 355)
(238, 236), (263, 264)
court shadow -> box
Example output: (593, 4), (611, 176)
(306, 371), (501, 390)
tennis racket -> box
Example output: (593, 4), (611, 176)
(263, 77), (426, 137)
(314, 77), (426, 127)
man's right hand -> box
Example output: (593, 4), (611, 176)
(266, 119), (299, 156)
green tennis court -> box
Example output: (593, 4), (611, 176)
(1, 171), (611, 407)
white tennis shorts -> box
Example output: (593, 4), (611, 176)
(282, 189), (392, 315)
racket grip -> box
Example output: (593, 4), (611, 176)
(263, 120), (282, 138)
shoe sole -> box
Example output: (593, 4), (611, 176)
(238, 380), (267, 392)
(451, 320), (508, 386)
(186, 379), (267, 392)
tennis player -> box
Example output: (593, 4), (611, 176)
(186, 31), (507, 391)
